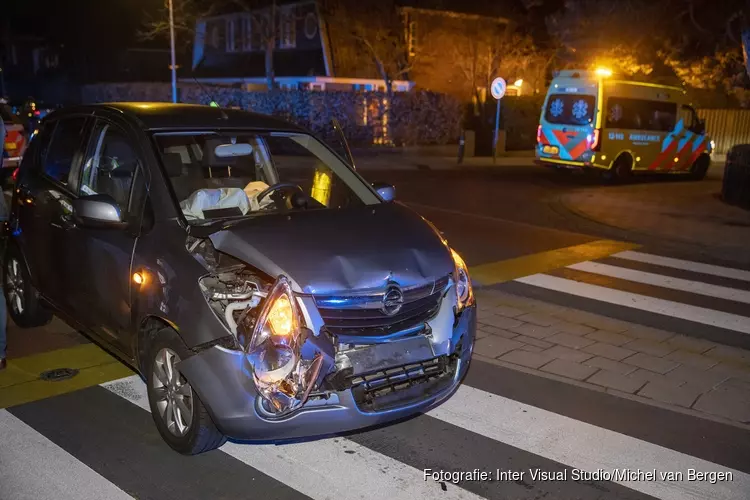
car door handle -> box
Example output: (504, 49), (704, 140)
(50, 215), (75, 230)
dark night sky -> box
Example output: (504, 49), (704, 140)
(5, 0), (159, 48)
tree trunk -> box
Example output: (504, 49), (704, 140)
(265, 37), (275, 90)
(371, 56), (393, 144)
(265, 1), (277, 90)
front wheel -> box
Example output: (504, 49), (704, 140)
(3, 244), (53, 328)
(145, 328), (227, 455)
(689, 155), (710, 181)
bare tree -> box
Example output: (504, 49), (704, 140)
(544, 0), (670, 76)
(231, 0), (281, 90)
(449, 26), (539, 103)
(141, 0), (285, 90)
(138, 0), (214, 52)
(322, 0), (411, 98)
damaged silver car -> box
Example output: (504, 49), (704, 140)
(5, 103), (476, 454)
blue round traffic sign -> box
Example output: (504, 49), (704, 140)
(491, 77), (507, 100)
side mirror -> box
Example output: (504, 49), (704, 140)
(72, 194), (126, 228)
(372, 182), (396, 202)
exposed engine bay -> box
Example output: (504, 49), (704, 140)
(188, 235), (329, 418)
(199, 268), (266, 348)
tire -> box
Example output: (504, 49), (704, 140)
(689, 154), (710, 181)
(145, 327), (227, 455)
(606, 154), (633, 183)
(3, 243), (53, 328)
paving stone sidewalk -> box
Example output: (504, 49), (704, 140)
(474, 289), (750, 427)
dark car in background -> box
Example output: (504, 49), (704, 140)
(4, 103), (476, 455)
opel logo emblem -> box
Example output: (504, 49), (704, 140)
(382, 285), (404, 316)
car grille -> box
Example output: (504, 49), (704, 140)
(350, 349), (460, 412)
(315, 275), (450, 338)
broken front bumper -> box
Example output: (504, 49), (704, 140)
(178, 304), (476, 442)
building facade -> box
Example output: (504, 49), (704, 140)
(190, 0), (522, 100)
(191, 0), (412, 92)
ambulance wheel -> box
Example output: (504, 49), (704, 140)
(612, 155), (634, 180)
(689, 155), (710, 181)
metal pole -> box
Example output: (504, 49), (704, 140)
(168, 0), (178, 103)
(492, 97), (501, 163)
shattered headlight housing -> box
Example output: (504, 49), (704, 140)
(246, 276), (323, 416)
(451, 248), (474, 312)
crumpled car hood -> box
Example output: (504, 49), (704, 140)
(208, 203), (454, 294)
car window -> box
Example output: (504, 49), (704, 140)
(679, 105), (700, 132)
(80, 124), (139, 213)
(605, 97), (677, 132)
(43, 117), (87, 185)
(153, 131), (380, 222)
(544, 94), (596, 126)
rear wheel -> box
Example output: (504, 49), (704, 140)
(689, 154), (710, 181)
(146, 328), (226, 455)
(606, 154), (633, 183)
(3, 244), (52, 328)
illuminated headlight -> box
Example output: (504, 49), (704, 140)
(709, 140), (716, 154)
(451, 248), (474, 312)
(245, 276), (321, 415)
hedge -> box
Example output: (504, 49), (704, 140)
(81, 83), (463, 148)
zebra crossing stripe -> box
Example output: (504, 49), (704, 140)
(612, 252), (750, 282)
(567, 261), (750, 304)
(0, 409), (132, 500)
(514, 273), (750, 334)
(102, 376), (477, 500)
(430, 385), (750, 500)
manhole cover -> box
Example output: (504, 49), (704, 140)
(39, 368), (80, 382)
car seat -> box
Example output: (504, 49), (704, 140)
(98, 137), (137, 208)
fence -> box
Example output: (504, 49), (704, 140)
(697, 109), (750, 155)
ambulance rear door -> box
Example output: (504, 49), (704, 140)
(538, 80), (599, 164)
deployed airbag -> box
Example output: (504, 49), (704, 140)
(244, 181), (274, 211)
(181, 188), (250, 220)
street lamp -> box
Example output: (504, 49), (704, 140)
(168, 0), (177, 103)
(513, 79), (523, 87)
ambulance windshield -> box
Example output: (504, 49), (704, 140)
(544, 94), (596, 126)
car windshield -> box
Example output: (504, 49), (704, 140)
(153, 131), (380, 223)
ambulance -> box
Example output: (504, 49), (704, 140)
(535, 69), (713, 180)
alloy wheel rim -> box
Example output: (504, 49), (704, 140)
(6, 258), (25, 315)
(152, 348), (194, 437)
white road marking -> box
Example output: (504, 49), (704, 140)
(568, 261), (750, 304)
(613, 251), (750, 282)
(430, 385), (750, 500)
(515, 273), (750, 334)
(102, 376), (478, 500)
(0, 409), (133, 500)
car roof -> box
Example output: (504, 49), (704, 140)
(45, 102), (307, 133)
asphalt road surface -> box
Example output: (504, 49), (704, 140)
(2, 163), (750, 500)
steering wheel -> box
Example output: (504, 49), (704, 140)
(256, 182), (304, 211)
